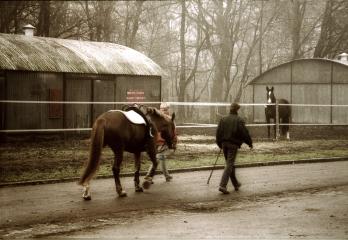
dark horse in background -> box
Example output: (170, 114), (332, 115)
(265, 86), (291, 140)
(79, 105), (176, 200)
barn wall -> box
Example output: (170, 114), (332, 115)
(115, 75), (161, 107)
(292, 84), (331, 123)
(248, 60), (348, 124)
(292, 60), (331, 83)
(332, 84), (348, 124)
(0, 71), (5, 129)
(5, 71), (63, 129)
(3, 71), (161, 130)
(333, 63), (348, 83)
(92, 78), (116, 121)
(64, 75), (92, 129)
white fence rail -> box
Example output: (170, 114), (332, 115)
(1, 100), (347, 134)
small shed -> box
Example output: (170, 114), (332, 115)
(0, 33), (163, 130)
(244, 58), (348, 124)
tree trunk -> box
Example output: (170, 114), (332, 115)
(178, 0), (187, 121)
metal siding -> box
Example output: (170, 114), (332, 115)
(292, 60), (331, 84)
(333, 63), (348, 84)
(116, 76), (161, 107)
(92, 79), (115, 121)
(39, 73), (63, 129)
(0, 72), (5, 129)
(65, 78), (91, 128)
(5, 72), (63, 129)
(292, 84), (331, 123)
(332, 84), (348, 124)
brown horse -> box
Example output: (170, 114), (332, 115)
(265, 86), (291, 140)
(79, 106), (176, 200)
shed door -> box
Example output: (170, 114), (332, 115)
(65, 79), (91, 128)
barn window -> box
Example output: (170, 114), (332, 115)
(48, 89), (63, 119)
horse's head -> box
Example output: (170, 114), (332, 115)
(146, 107), (177, 150)
(266, 86), (276, 104)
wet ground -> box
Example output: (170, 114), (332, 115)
(51, 185), (348, 239)
(1, 161), (347, 239)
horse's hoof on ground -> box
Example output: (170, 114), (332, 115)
(142, 180), (152, 189)
(135, 187), (144, 192)
(118, 191), (127, 197)
(83, 196), (91, 201)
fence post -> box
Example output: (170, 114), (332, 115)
(275, 102), (280, 140)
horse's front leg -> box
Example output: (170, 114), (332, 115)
(266, 117), (271, 139)
(143, 142), (158, 189)
(134, 152), (143, 192)
(111, 147), (127, 197)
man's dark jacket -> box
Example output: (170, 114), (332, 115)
(216, 113), (252, 148)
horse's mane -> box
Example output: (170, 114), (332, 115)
(146, 107), (170, 120)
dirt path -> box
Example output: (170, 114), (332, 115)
(1, 161), (348, 239)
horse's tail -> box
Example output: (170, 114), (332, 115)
(79, 118), (105, 186)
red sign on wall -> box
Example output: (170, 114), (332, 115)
(126, 89), (145, 102)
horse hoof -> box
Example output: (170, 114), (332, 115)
(118, 191), (127, 197)
(135, 187), (144, 192)
(142, 180), (152, 189)
(83, 195), (91, 201)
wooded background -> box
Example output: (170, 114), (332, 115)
(1, 0), (347, 120)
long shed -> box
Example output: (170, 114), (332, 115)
(0, 33), (163, 131)
(244, 58), (348, 124)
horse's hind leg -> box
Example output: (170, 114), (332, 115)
(82, 183), (91, 200)
(143, 143), (158, 189)
(134, 152), (143, 192)
(282, 117), (291, 140)
(111, 147), (127, 197)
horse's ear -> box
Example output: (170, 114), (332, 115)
(266, 86), (269, 91)
(171, 112), (175, 121)
(271, 86), (274, 91)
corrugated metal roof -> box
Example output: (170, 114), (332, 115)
(0, 33), (163, 76)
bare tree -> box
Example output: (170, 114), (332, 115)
(0, 1), (32, 33)
(314, 0), (348, 58)
(37, 0), (50, 37)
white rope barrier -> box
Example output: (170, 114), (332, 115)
(0, 100), (347, 133)
(1, 99), (348, 107)
(0, 100), (160, 105)
(2, 123), (348, 133)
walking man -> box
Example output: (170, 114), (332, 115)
(216, 103), (253, 194)
(157, 102), (176, 181)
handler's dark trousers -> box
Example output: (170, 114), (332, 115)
(219, 142), (239, 189)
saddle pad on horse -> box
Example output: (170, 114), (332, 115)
(108, 110), (146, 125)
